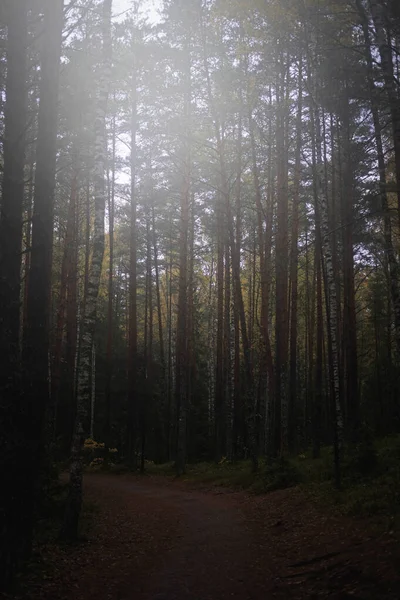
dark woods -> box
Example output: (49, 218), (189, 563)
(1, 0), (400, 588)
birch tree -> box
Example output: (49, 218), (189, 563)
(63, 0), (112, 539)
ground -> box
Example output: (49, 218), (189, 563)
(3, 474), (400, 599)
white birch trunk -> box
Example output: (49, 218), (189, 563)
(315, 162), (344, 449)
(63, 0), (112, 539)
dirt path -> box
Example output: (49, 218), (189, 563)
(120, 479), (267, 600)
(10, 474), (400, 600)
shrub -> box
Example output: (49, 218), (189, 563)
(343, 429), (378, 481)
(89, 457), (104, 469)
(262, 458), (302, 492)
(83, 438), (118, 465)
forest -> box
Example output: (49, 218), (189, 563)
(1, 0), (400, 593)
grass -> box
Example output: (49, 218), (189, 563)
(148, 459), (261, 488)
(144, 434), (400, 529)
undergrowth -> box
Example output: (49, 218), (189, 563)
(144, 434), (400, 528)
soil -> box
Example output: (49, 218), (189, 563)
(3, 474), (400, 599)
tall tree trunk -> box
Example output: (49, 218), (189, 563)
(215, 191), (225, 462)
(288, 56), (303, 453)
(314, 109), (344, 485)
(52, 171), (79, 436)
(187, 194), (195, 459)
(167, 218), (174, 460)
(0, 0), (28, 586)
(65, 186), (78, 434)
(313, 228), (323, 459)
(175, 30), (191, 476)
(142, 207), (153, 473)
(249, 111), (275, 406)
(152, 201), (167, 458)
(223, 241), (231, 460)
(23, 158), (34, 336)
(232, 99), (243, 461)
(75, 179), (91, 424)
(275, 48), (289, 457)
(263, 89), (276, 457)
(152, 203), (165, 374)
(83, 180), (91, 323)
(330, 115), (345, 432)
(128, 54), (138, 468)
(21, 0), (63, 559)
(105, 109), (116, 458)
(340, 91), (359, 441)
(63, 0), (112, 540)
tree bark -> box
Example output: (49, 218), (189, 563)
(288, 56), (303, 453)
(52, 171), (79, 437)
(340, 91), (359, 441)
(105, 107), (116, 458)
(128, 52), (138, 468)
(21, 0), (63, 557)
(175, 29), (191, 476)
(0, 0), (28, 586)
(314, 119), (344, 485)
(63, 0), (112, 540)
(275, 47), (289, 457)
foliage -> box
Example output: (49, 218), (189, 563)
(84, 439), (118, 467)
(148, 434), (400, 528)
(258, 458), (302, 493)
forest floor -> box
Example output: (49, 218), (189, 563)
(3, 473), (400, 600)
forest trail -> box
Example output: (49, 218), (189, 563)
(16, 474), (400, 600)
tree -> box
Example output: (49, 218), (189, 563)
(21, 0), (63, 564)
(0, 0), (28, 586)
(175, 5), (192, 476)
(63, 0), (112, 540)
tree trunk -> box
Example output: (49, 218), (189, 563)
(23, 158), (34, 337)
(175, 31), (191, 476)
(167, 218), (174, 460)
(314, 112), (344, 486)
(152, 203), (165, 374)
(215, 190), (225, 462)
(275, 48), (289, 457)
(105, 108), (116, 458)
(313, 228), (323, 459)
(128, 54), (138, 468)
(21, 0), (63, 558)
(223, 241), (231, 460)
(187, 194), (195, 459)
(288, 56), (303, 453)
(62, 0), (112, 540)
(142, 206), (153, 473)
(0, 0), (28, 586)
(52, 171), (79, 437)
(249, 110), (275, 411)
(340, 91), (359, 441)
